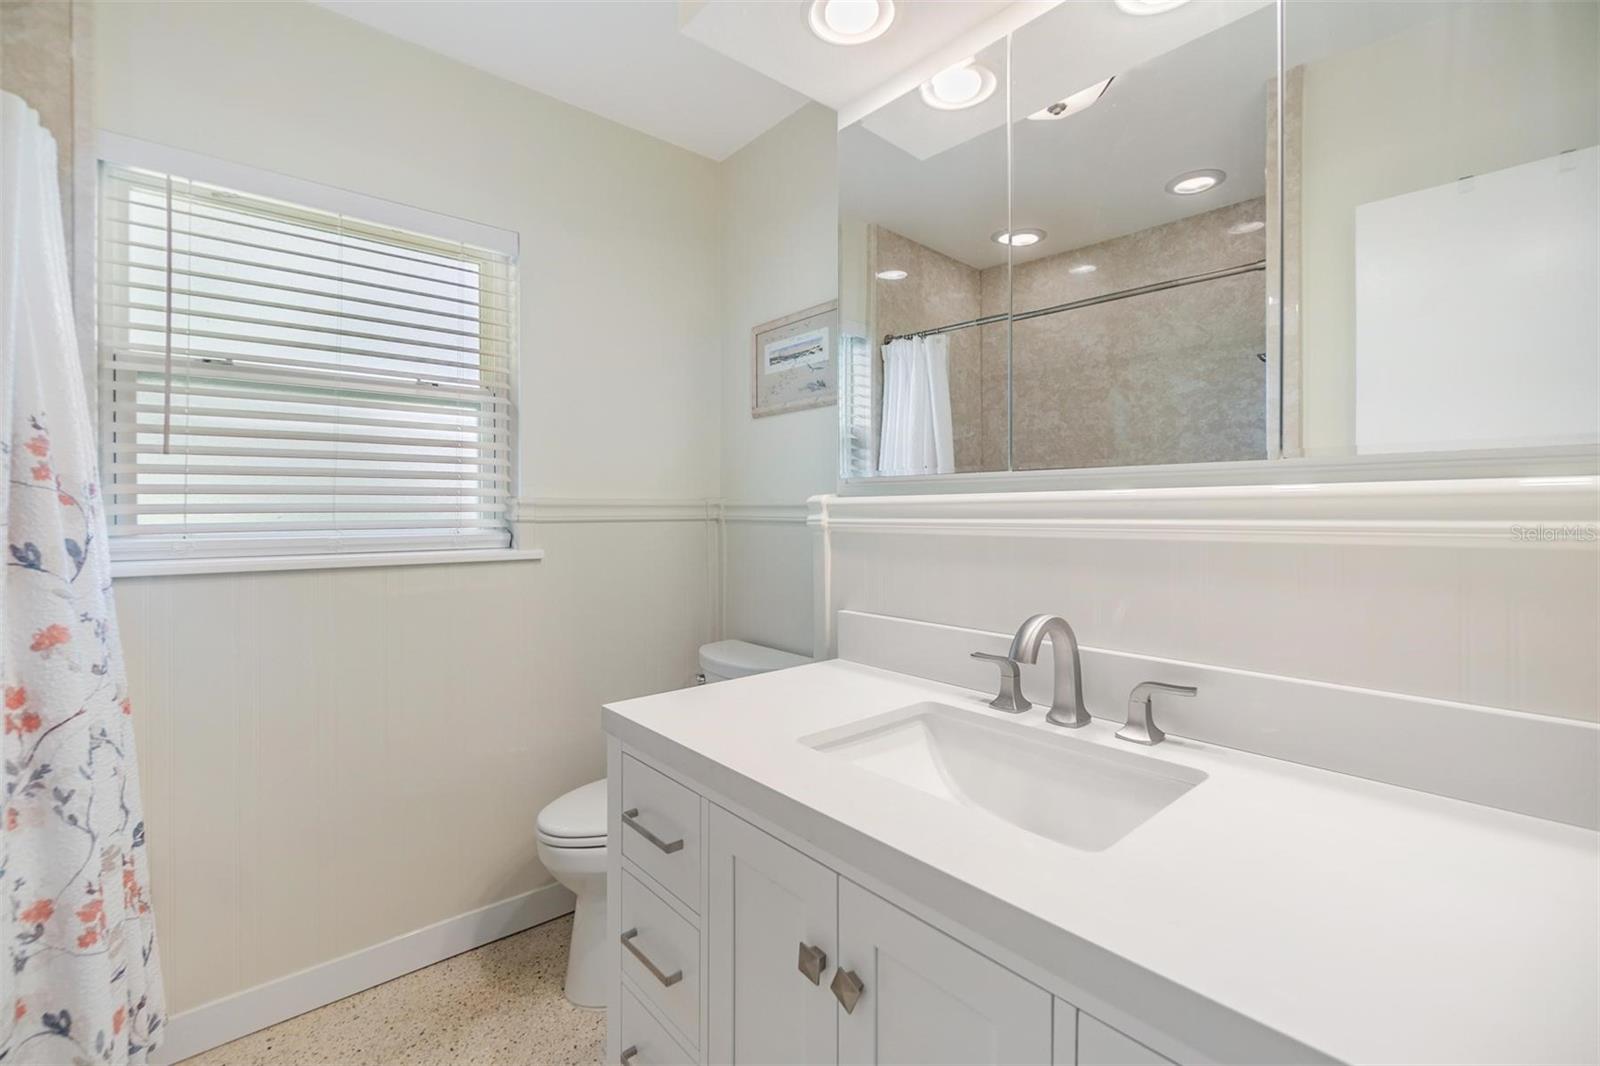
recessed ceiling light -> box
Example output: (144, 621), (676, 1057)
(807, 0), (895, 46)
(920, 59), (997, 111)
(991, 228), (1046, 247)
(1067, 263), (1097, 275)
(1114, 0), (1192, 14)
(1027, 77), (1115, 121)
(1228, 220), (1265, 235)
(875, 268), (909, 281)
(1166, 169), (1226, 195)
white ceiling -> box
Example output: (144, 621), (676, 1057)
(860, 0), (1267, 162)
(678, 1), (1032, 120)
(311, 0), (810, 161)
(842, 0), (1461, 270)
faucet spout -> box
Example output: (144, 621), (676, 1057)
(1009, 614), (1090, 728)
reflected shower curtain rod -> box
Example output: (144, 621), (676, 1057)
(881, 259), (1267, 346)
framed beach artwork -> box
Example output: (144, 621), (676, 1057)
(751, 300), (838, 418)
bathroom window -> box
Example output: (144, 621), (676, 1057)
(95, 147), (517, 564)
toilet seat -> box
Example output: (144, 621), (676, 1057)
(537, 778), (607, 848)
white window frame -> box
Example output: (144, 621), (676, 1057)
(94, 134), (540, 576)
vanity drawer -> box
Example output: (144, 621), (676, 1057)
(620, 869), (700, 1049)
(621, 754), (701, 909)
(620, 985), (695, 1066)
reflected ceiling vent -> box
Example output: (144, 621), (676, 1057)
(807, 0), (896, 46)
(1166, 169), (1226, 195)
(1027, 77), (1114, 122)
(1114, 0), (1193, 14)
(920, 59), (998, 111)
(875, 268), (909, 280)
(991, 228), (1046, 247)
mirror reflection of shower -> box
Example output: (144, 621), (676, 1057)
(838, 0), (1599, 480)
(840, 1), (1276, 477)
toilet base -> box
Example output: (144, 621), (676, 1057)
(563, 887), (607, 1008)
(538, 836), (609, 1010)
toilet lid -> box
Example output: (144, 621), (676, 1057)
(699, 639), (811, 679)
(537, 779), (608, 844)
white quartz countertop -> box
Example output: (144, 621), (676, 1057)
(603, 661), (1599, 1066)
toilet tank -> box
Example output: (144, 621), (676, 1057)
(698, 639), (811, 683)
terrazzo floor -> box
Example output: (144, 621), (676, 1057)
(179, 914), (605, 1065)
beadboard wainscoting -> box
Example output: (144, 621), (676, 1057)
(122, 501), (723, 1060)
(812, 478), (1600, 724)
(723, 503), (814, 658)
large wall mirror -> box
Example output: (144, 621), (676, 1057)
(838, 0), (1598, 485)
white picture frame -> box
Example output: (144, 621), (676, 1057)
(751, 300), (838, 418)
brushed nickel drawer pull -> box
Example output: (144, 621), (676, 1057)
(622, 808), (685, 854)
(620, 1046), (639, 1065)
(620, 927), (683, 987)
(830, 967), (865, 1013)
(797, 941), (828, 985)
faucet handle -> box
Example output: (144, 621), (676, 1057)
(1118, 681), (1196, 745)
(971, 652), (1032, 713)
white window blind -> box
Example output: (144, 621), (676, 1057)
(843, 333), (876, 477)
(97, 161), (516, 561)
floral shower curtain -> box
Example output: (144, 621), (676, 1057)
(0, 92), (165, 1063)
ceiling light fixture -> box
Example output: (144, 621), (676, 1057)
(1114, 0), (1192, 14)
(1067, 263), (1097, 275)
(1228, 220), (1265, 235)
(920, 59), (997, 111)
(1166, 168), (1225, 195)
(875, 268), (909, 281)
(807, 0), (895, 46)
(991, 228), (1046, 247)
(1027, 76), (1115, 121)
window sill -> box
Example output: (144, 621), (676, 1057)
(111, 547), (546, 579)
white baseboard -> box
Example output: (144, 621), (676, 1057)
(154, 883), (576, 1065)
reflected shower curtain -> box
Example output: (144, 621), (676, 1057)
(0, 92), (166, 1063)
(878, 334), (955, 476)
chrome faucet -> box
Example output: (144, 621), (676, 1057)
(1009, 614), (1090, 728)
(1118, 681), (1197, 745)
(970, 652), (1031, 712)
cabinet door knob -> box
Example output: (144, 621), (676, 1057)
(620, 1046), (639, 1065)
(830, 967), (865, 1014)
(797, 941), (828, 985)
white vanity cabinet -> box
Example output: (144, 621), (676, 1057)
(1076, 1015), (1176, 1066)
(611, 746), (1171, 1066)
(707, 805), (838, 1065)
(835, 879), (1053, 1065)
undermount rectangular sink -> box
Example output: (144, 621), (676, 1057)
(803, 702), (1206, 852)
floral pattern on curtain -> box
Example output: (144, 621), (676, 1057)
(1, 92), (166, 1064)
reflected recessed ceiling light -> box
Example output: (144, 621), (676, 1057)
(1166, 168), (1226, 195)
(875, 268), (909, 281)
(920, 59), (997, 111)
(807, 0), (895, 45)
(1228, 220), (1265, 235)
(1114, 0), (1192, 14)
(1067, 263), (1097, 275)
(1027, 76), (1115, 121)
(991, 228), (1046, 247)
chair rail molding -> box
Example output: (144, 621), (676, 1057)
(810, 476), (1600, 547)
(515, 498), (722, 524)
(723, 502), (810, 524)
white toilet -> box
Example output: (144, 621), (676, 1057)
(536, 639), (811, 1008)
